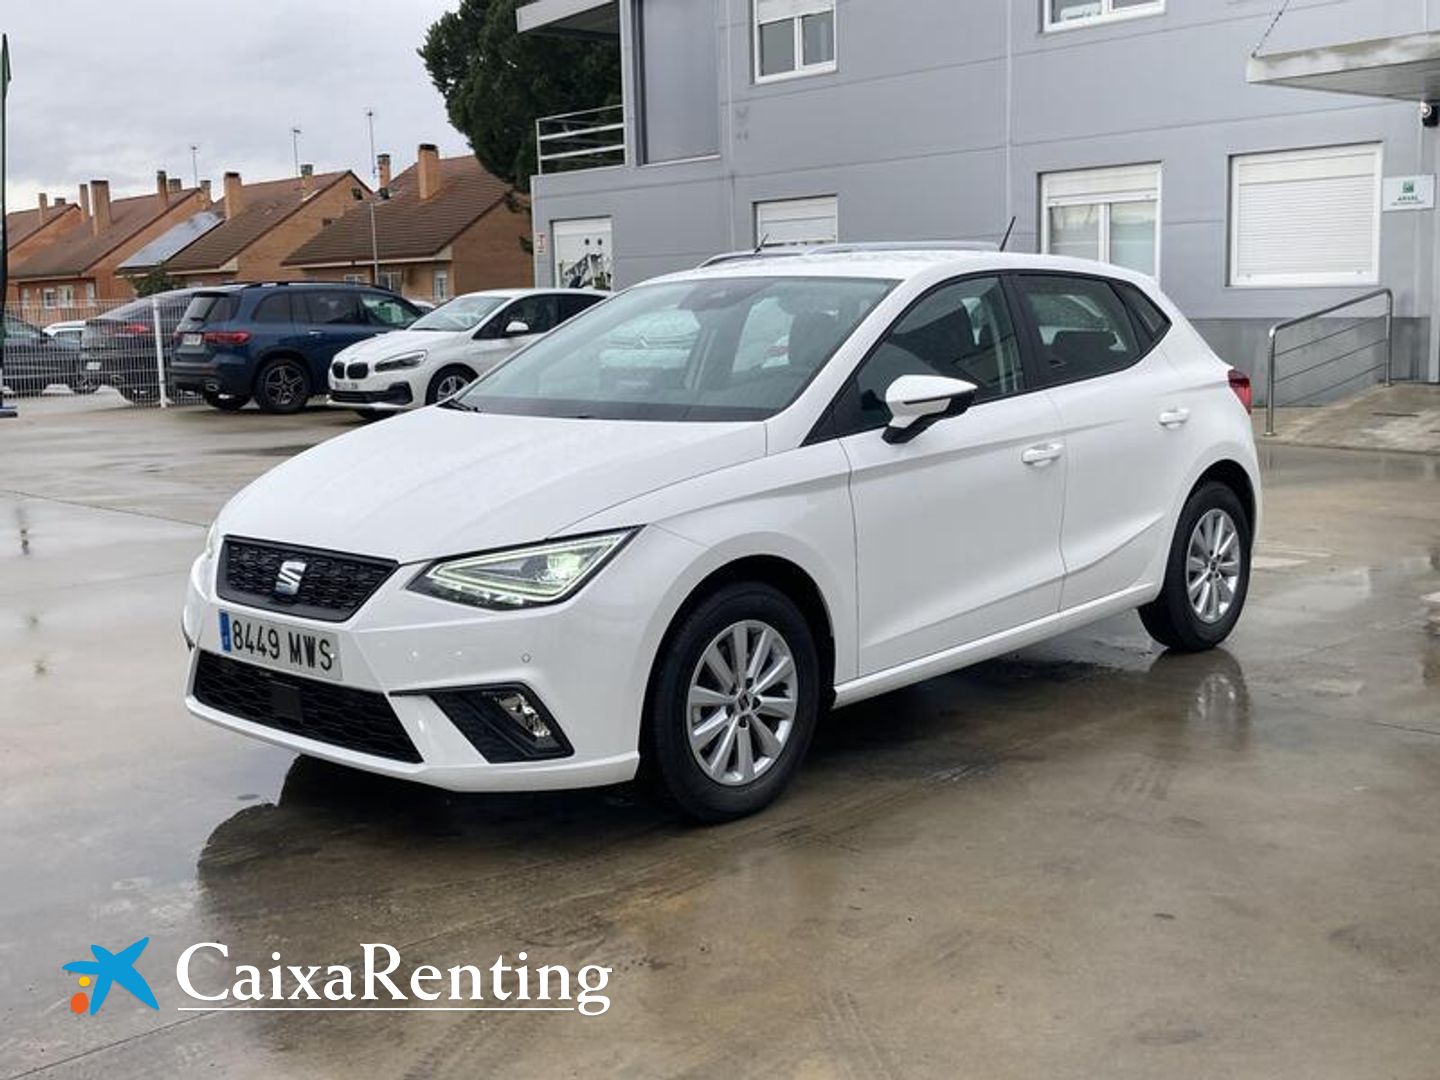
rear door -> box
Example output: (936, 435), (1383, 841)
(1009, 272), (1190, 611)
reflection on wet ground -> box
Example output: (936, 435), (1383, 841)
(2, 401), (1439, 1079)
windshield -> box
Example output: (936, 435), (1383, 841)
(453, 276), (895, 421)
(410, 294), (509, 332)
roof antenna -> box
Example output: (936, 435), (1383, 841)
(753, 233), (769, 255)
(999, 216), (1017, 252)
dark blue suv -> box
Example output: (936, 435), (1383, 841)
(171, 282), (421, 413)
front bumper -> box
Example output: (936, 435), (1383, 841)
(327, 382), (415, 411)
(181, 527), (703, 791)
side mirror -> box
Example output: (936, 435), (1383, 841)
(504, 320), (531, 336)
(882, 374), (978, 444)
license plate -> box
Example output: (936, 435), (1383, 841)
(84, 361), (102, 371)
(218, 611), (342, 681)
(183, 332), (203, 347)
(333, 380), (358, 391)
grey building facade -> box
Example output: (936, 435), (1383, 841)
(521, 0), (1440, 389)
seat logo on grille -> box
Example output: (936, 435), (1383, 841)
(274, 560), (307, 597)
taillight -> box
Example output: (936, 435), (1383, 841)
(117, 322), (153, 336)
(1228, 368), (1253, 414)
(203, 330), (251, 346)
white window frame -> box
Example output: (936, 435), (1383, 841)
(754, 0), (836, 85)
(41, 287), (57, 309)
(1040, 163), (1162, 279)
(1044, 0), (1165, 33)
(377, 269), (404, 293)
(433, 270), (450, 302)
(343, 273), (365, 285)
(1228, 143), (1383, 289)
(755, 195), (839, 248)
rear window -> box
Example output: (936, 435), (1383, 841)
(182, 293), (240, 325)
(1115, 281), (1171, 343)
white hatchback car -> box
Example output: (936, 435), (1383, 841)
(185, 248), (1259, 821)
(327, 288), (607, 416)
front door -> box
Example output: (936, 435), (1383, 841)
(836, 275), (1068, 676)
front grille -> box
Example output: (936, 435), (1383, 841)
(331, 361), (345, 379)
(193, 651), (420, 763)
(219, 538), (396, 623)
(330, 384), (413, 405)
(346, 362), (370, 379)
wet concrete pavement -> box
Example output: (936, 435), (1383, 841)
(3, 394), (1439, 1078)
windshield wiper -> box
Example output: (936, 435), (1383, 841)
(439, 398), (482, 413)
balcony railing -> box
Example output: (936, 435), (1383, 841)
(536, 104), (626, 175)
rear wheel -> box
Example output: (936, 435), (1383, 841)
(203, 391), (248, 411)
(426, 365), (476, 405)
(645, 583), (820, 822)
(1139, 481), (1251, 652)
(254, 358), (311, 414)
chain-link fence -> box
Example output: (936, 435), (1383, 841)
(3, 293), (203, 407)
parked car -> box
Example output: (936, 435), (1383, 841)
(183, 248), (1260, 821)
(171, 283), (422, 413)
(327, 288), (608, 416)
(2, 313), (85, 396)
(43, 319), (87, 345)
(82, 289), (204, 404)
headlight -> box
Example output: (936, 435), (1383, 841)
(408, 530), (635, 609)
(375, 351), (427, 372)
(203, 521), (221, 559)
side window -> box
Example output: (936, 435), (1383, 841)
(502, 295), (561, 336)
(252, 294), (293, 324)
(557, 293), (603, 321)
(1114, 280), (1171, 344)
(841, 276), (1025, 435)
(302, 291), (364, 326)
(361, 293), (417, 328)
(1015, 275), (1139, 384)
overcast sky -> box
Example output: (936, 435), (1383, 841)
(2, 0), (471, 210)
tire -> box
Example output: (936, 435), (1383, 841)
(118, 384), (161, 405)
(426, 365), (476, 405)
(645, 582), (821, 823)
(203, 391), (248, 412)
(67, 378), (100, 395)
(1139, 481), (1252, 653)
(254, 357), (311, 414)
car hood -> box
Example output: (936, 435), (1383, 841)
(337, 328), (467, 364)
(218, 407), (767, 562)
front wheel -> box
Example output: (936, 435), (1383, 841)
(426, 365), (476, 405)
(645, 583), (820, 823)
(1139, 482), (1252, 652)
(254, 358), (311, 414)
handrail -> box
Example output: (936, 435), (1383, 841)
(1265, 287), (1394, 437)
(535, 104), (626, 174)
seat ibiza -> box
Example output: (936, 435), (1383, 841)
(183, 249), (1259, 821)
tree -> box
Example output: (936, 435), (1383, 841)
(421, 0), (620, 191)
(132, 268), (177, 297)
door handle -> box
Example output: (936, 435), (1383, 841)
(306, 330), (324, 337)
(1158, 407), (1191, 428)
(1021, 443), (1064, 466)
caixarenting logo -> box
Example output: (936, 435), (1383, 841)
(64, 940), (613, 1017)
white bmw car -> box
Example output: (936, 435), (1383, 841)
(326, 288), (607, 416)
(184, 247), (1259, 821)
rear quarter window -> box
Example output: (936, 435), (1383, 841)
(182, 294), (240, 325)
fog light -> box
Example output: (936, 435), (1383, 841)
(427, 685), (572, 763)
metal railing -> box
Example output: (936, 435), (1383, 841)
(536, 104), (626, 175)
(1264, 287), (1394, 436)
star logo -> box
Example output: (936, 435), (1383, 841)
(63, 937), (159, 1016)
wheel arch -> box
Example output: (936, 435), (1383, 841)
(1192, 459), (1256, 533)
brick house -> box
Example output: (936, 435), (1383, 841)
(283, 145), (531, 302)
(11, 171), (208, 311)
(157, 167), (368, 287)
(5, 193), (84, 297)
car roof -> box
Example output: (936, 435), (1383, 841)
(454, 287), (610, 300)
(651, 247), (1160, 291)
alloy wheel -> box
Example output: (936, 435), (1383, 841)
(264, 364), (306, 409)
(436, 373), (469, 400)
(686, 620), (798, 786)
(1186, 508), (1241, 625)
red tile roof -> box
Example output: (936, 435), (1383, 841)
(13, 188), (205, 280)
(5, 202), (80, 248)
(284, 155), (516, 266)
(166, 171), (355, 272)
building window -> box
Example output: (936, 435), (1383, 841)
(1042, 163), (1161, 277)
(433, 270), (450, 302)
(377, 269), (403, 293)
(1045, 0), (1164, 32)
(755, 196), (838, 248)
(1229, 144), (1382, 288)
(755, 0), (835, 83)
(343, 273), (365, 285)
(553, 217), (613, 290)
(42, 288), (56, 309)
(84, 282), (96, 303)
